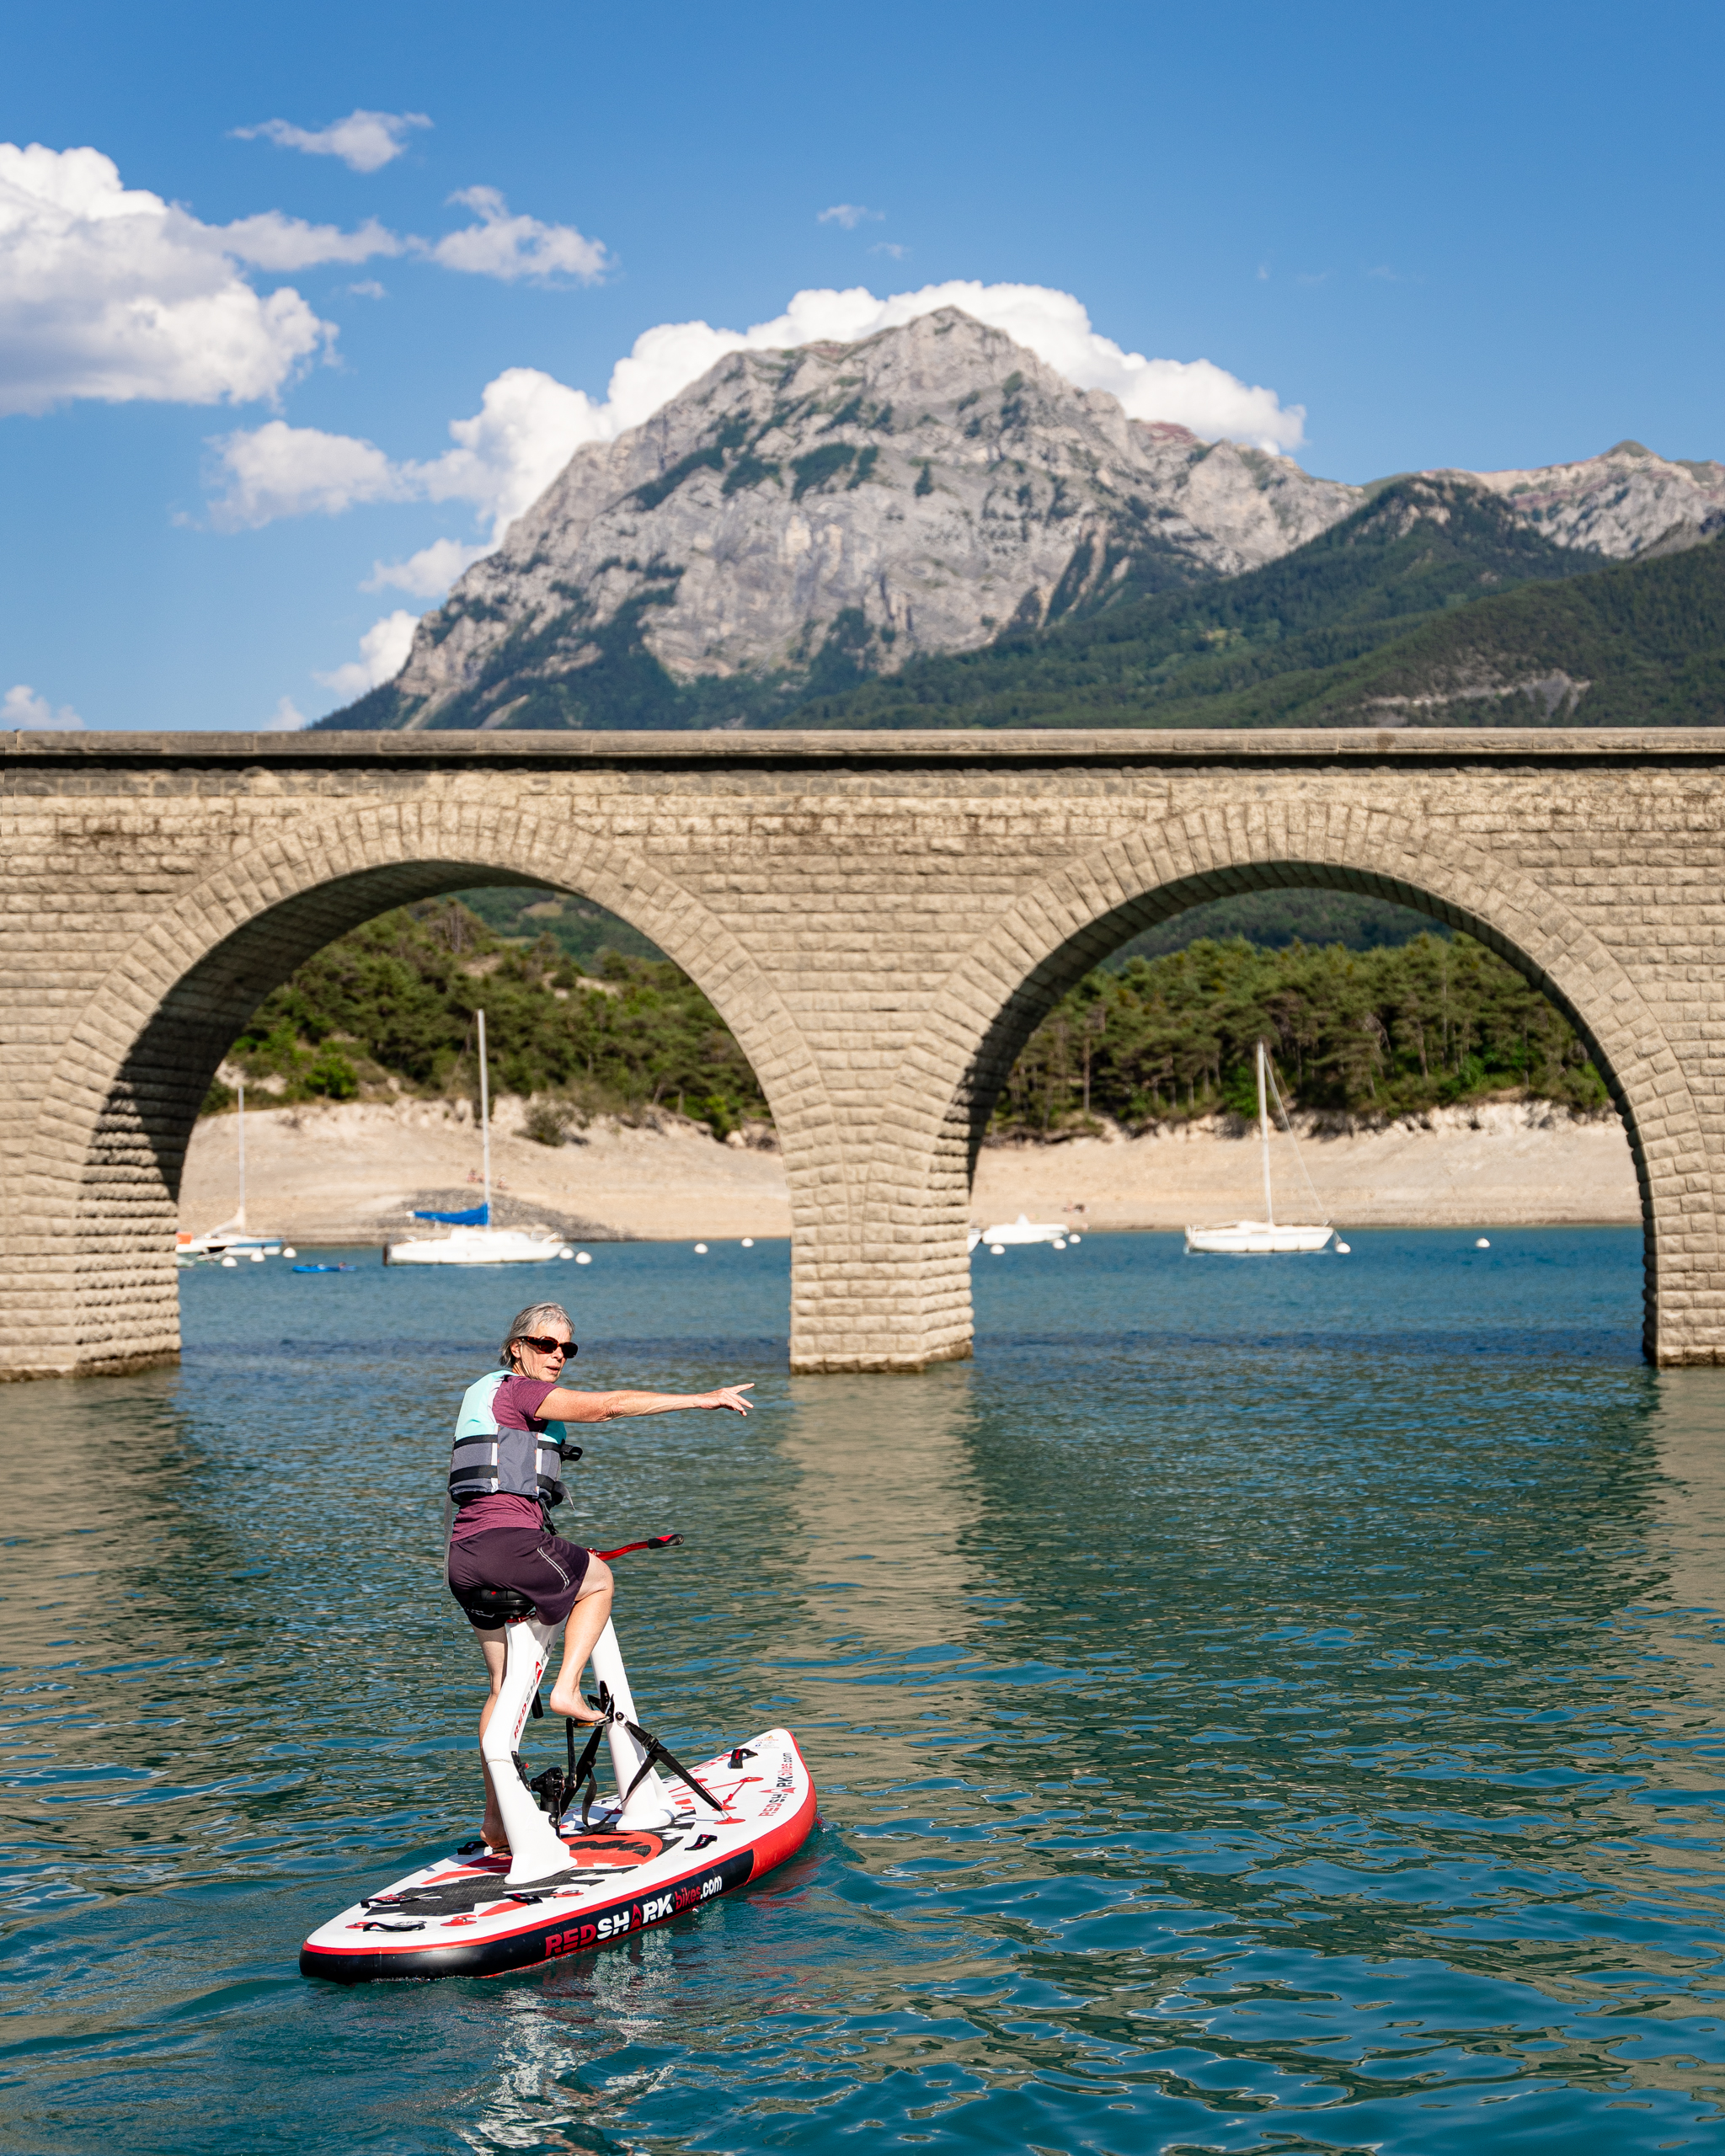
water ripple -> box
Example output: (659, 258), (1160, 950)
(1, 1232), (1722, 2151)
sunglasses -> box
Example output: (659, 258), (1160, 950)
(517, 1335), (575, 1358)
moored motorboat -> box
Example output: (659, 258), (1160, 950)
(967, 1213), (1070, 1252)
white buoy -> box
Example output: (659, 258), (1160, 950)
(1052, 1237), (1067, 1250)
(221, 1255), (238, 1268)
(694, 1242), (708, 1255)
(282, 1246), (296, 1259)
(741, 1236), (755, 1248)
(1476, 1237), (1491, 1249)
(989, 1243), (1006, 1256)
(574, 1251), (592, 1265)
(558, 1246), (574, 1260)
(1335, 1241), (1351, 1254)
(249, 1249), (267, 1262)
(1068, 1234), (1081, 1246)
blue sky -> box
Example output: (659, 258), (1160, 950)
(3, 0), (1721, 732)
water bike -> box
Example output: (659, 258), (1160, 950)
(299, 1536), (814, 1983)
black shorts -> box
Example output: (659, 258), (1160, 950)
(447, 1527), (593, 1626)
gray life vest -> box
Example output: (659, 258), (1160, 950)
(448, 1369), (579, 1514)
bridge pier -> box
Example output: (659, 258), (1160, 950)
(4, 728), (1724, 1378)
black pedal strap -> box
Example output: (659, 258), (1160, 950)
(617, 1718), (725, 1813)
(563, 1691), (724, 1825)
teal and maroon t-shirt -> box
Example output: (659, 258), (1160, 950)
(449, 1374), (562, 1542)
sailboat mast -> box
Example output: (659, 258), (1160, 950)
(477, 1008), (492, 1226)
(1257, 1040), (1273, 1226)
(235, 1076), (247, 1229)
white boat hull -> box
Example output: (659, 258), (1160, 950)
(968, 1214), (1069, 1250)
(178, 1232), (284, 1258)
(384, 1227), (574, 1267)
(1185, 1220), (1334, 1255)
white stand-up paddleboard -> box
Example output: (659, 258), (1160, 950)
(301, 1540), (815, 1983)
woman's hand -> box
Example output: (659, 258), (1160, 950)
(702, 1385), (753, 1415)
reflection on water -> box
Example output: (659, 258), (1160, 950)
(780, 1368), (985, 1790)
(2, 1231), (1723, 2153)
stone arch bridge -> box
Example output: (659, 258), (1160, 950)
(3, 728), (1721, 1380)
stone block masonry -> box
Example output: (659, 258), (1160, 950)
(3, 726), (1722, 1376)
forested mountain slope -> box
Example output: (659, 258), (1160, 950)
(1217, 526), (1725, 728)
(785, 475), (1605, 728)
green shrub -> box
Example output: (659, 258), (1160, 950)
(523, 1100), (573, 1146)
(302, 1049), (359, 1101)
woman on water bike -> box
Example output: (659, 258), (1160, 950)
(448, 1299), (751, 1856)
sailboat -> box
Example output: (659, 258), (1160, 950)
(383, 1011), (574, 1268)
(1185, 1040), (1335, 1256)
(177, 1078), (289, 1262)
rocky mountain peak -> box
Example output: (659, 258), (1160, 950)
(1426, 440), (1725, 559)
(376, 307), (1359, 731)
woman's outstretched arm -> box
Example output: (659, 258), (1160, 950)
(539, 1383), (753, 1422)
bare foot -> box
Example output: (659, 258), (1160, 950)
(547, 1681), (607, 1723)
(477, 1822), (510, 1858)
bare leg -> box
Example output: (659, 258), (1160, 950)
(545, 1559), (615, 1721)
(475, 1627), (510, 1853)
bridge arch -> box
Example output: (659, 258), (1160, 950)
(27, 798), (836, 1376)
(884, 807), (1701, 1364)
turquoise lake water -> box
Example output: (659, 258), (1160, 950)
(3, 1230), (1724, 2152)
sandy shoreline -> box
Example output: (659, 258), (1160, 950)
(179, 1097), (1641, 1244)
(974, 1101), (1639, 1231)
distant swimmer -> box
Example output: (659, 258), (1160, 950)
(446, 1299), (751, 1858)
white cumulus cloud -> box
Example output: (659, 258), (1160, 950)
(818, 205), (883, 229)
(207, 419), (409, 527)
(4, 682), (83, 728)
(206, 416), (414, 526)
(218, 212), (401, 271)
(0, 141), (604, 419)
(213, 367), (596, 547)
(259, 695), (309, 730)
(0, 141), (336, 416)
(409, 366), (601, 525)
(232, 110), (431, 174)
(426, 188), (609, 284)
(313, 611), (419, 702)
(363, 535), (490, 597)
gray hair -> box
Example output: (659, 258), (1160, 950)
(499, 1301), (576, 1369)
